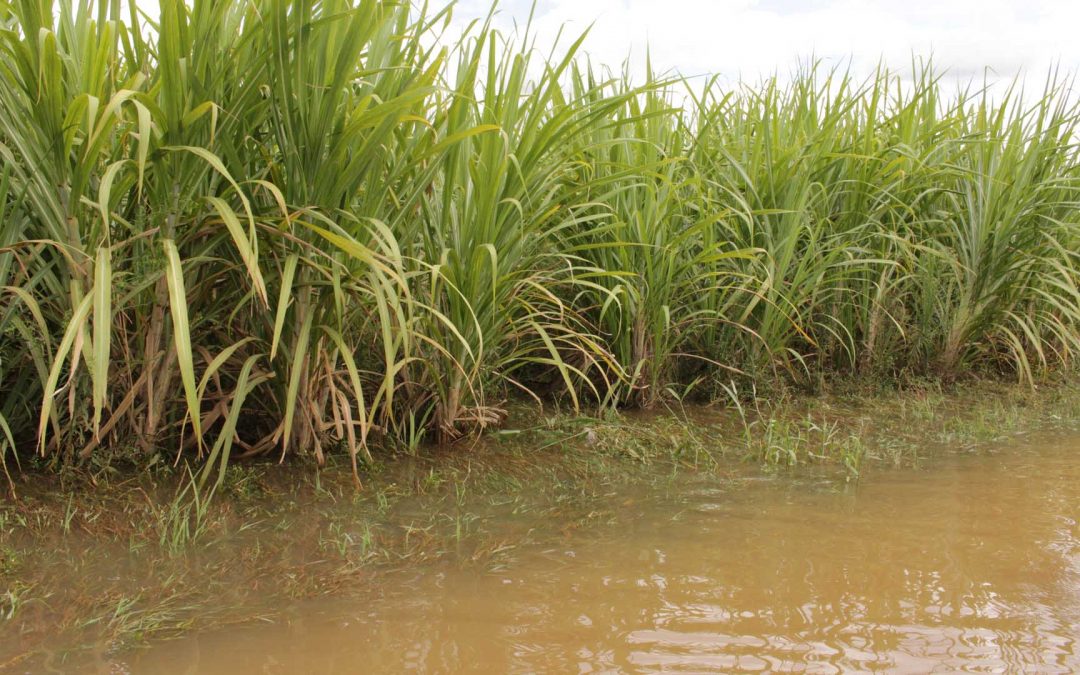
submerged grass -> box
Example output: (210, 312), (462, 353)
(4, 379), (1080, 669)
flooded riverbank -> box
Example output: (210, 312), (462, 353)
(4, 382), (1080, 673)
(102, 431), (1080, 673)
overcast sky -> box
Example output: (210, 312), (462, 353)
(447, 0), (1080, 88)
(130, 1), (1080, 89)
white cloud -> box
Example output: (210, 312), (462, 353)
(450, 0), (1080, 89)
(128, 0), (1080, 93)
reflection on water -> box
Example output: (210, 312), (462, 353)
(120, 434), (1079, 673)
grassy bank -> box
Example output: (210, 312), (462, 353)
(4, 0), (1080, 667)
(3, 378), (1080, 669)
(2, 1), (1080, 487)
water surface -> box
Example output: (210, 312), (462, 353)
(117, 432), (1080, 673)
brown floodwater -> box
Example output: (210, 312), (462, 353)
(112, 432), (1079, 673)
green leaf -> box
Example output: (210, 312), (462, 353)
(91, 246), (112, 437)
(163, 239), (202, 448)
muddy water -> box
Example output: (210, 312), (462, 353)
(122, 433), (1079, 673)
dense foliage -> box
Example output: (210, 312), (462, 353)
(2, 0), (1079, 486)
